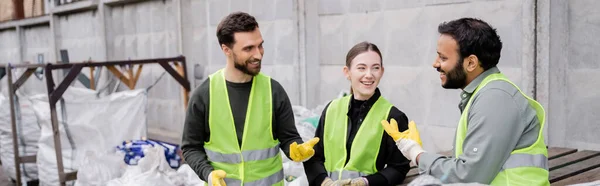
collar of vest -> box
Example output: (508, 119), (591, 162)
(463, 66), (501, 94)
(346, 88), (381, 116)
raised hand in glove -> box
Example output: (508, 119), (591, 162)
(321, 177), (352, 186)
(290, 137), (320, 162)
(207, 170), (227, 186)
(381, 119), (425, 163)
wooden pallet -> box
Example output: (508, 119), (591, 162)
(400, 147), (600, 186)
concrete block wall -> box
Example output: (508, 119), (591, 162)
(0, 29), (19, 64)
(21, 25), (52, 95)
(562, 0), (600, 150)
(544, 0), (600, 151)
(106, 0), (184, 135)
(55, 11), (105, 62)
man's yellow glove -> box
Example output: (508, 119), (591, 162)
(380, 118), (406, 141)
(207, 170), (227, 186)
(290, 137), (320, 162)
(381, 119), (425, 163)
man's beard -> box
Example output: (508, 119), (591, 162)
(233, 52), (261, 76)
(438, 59), (467, 89)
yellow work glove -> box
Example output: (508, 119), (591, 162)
(380, 118), (406, 141)
(321, 177), (352, 186)
(290, 137), (320, 162)
(381, 119), (425, 163)
(207, 170), (227, 186)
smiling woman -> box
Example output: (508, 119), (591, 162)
(343, 42), (384, 100)
(303, 42), (413, 186)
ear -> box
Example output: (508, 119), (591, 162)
(465, 54), (480, 72)
(343, 66), (350, 80)
(221, 44), (232, 57)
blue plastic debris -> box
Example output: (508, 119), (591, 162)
(116, 139), (182, 169)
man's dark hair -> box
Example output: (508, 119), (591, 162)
(216, 12), (259, 48)
(438, 18), (503, 70)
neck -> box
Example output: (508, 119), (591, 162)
(353, 93), (373, 101)
(462, 69), (485, 89)
(224, 60), (253, 83)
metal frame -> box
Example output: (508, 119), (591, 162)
(0, 63), (46, 186)
(42, 55), (190, 185)
(0, 55), (190, 186)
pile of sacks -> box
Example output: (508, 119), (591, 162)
(75, 144), (203, 186)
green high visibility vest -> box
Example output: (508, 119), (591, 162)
(204, 69), (283, 186)
(323, 95), (393, 180)
(455, 73), (550, 186)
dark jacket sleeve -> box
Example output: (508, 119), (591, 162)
(364, 106), (411, 185)
(181, 79), (214, 181)
(271, 79), (304, 159)
(303, 102), (331, 186)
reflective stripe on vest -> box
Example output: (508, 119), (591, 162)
(323, 95), (393, 181)
(205, 69), (283, 186)
(455, 72), (549, 186)
(205, 145), (280, 164)
(329, 170), (367, 180)
(224, 169), (284, 186)
(501, 153), (548, 171)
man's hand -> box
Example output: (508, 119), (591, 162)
(207, 170), (227, 186)
(381, 120), (425, 163)
(321, 177), (352, 186)
(380, 118), (407, 141)
(290, 137), (320, 162)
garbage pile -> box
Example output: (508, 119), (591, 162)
(75, 142), (201, 186)
(116, 139), (182, 169)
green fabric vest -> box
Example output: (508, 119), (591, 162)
(323, 95), (393, 180)
(455, 73), (550, 186)
(204, 69), (283, 186)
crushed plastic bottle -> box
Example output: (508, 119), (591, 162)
(116, 138), (182, 169)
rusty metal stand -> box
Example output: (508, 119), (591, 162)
(1, 63), (46, 186)
(42, 56), (190, 186)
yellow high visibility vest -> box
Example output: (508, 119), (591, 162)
(323, 95), (393, 180)
(204, 69), (283, 186)
(455, 73), (550, 186)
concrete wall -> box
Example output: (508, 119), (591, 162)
(55, 11), (105, 62)
(544, 0), (600, 151)
(106, 0), (185, 136)
(21, 25), (52, 95)
(0, 29), (19, 64)
(0, 0), (598, 151)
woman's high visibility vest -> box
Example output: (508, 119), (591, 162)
(323, 95), (393, 180)
(455, 73), (550, 186)
(204, 69), (283, 186)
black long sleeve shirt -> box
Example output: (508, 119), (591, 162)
(181, 77), (303, 181)
(303, 88), (411, 186)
